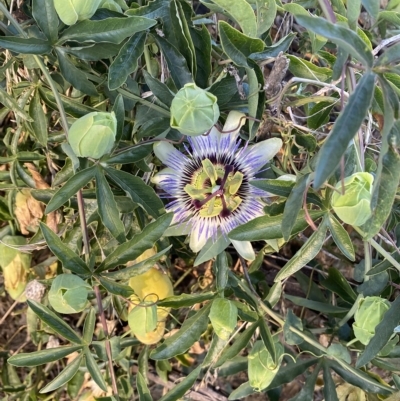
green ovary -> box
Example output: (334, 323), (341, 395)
(184, 158), (244, 218)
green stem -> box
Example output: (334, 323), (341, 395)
(117, 87), (170, 117)
(354, 227), (400, 272)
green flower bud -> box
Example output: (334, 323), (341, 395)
(170, 83), (220, 136)
(68, 111), (117, 159)
(353, 296), (391, 345)
(331, 172), (374, 226)
(54, 0), (102, 25)
(99, 0), (122, 12)
(248, 340), (284, 392)
(0, 236), (31, 302)
(48, 274), (91, 314)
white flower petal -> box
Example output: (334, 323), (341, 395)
(189, 223), (209, 253)
(220, 111), (246, 150)
(244, 137), (282, 172)
(154, 141), (188, 169)
(231, 240), (255, 261)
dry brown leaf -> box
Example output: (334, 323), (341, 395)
(14, 189), (44, 235)
(24, 163), (59, 232)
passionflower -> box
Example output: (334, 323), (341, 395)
(152, 111), (282, 259)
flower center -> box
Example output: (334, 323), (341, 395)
(184, 158), (244, 218)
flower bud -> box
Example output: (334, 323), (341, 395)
(353, 296), (390, 345)
(68, 111), (117, 159)
(0, 236), (31, 301)
(248, 340), (284, 391)
(48, 274), (91, 314)
(331, 172), (374, 226)
(99, 0), (122, 12)
(54, 0), (102, 25)
(128, 266), (173, 344)
(170, 83), (220, 136)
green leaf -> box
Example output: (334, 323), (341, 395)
(269, 358), (319, 389)
(228, 381), (255, 400)
(109, 31), (147, 90)
(356, 296), (400, 367)
(0, 37), (52, 54)
(103, 246), (171, 280)
(128, 304), (157, 337)
(7, 345), (82, 367)
(165, 0), (196, 76)
(0, 87), (33, 121)
(159, 366), (202, 401)
(84, 347), (107, 392)
(208, 0), (257, 37)
(39, 87), (97, 118)
(150, 303), (211, 360)
(97, 213), (173, 272)
(256, 0), (276, 37)
(214, 251), (229, 291)
(158, 292), (215, 308)
(288, 360), (321, 401)
(365, 122), (400, 238)
(347, 0), (361, 30)
(321, 267), (357, 304)
(27, 300), (83, 344)
(191, 25), (212, 88)
(361, 0), (379, 19)
(307, 101), (335, 130)
(105, 143), (152, 165)
(40, 353), (83, 393)
(327, 215), (355, 261)
(376, 42), (400, 66)
(143, 71), (174, 107)
(314, 71), (375, 188)
(209, 298), (238, 340)
(59, 16), (156, 44)
(284, 310), (303, 345)
(45, 165), (96, 214)
(97, 276), (134, 298)
(32, 0), (59, 43)
(137, 372), (153, 401)
(28, 89), (48, 147)
(214, 322), (259, 368)
(287, 55), (332, 81)
(284, 295), (349, 314)
(322, 363), (338, 401)
(95, 167), (126, 243)
(55, 48), (98, 96)
(250, 179), (322, 205)
(194, 232), (231, 266)
(112, 94), (125, 144)
(105, 167), (164, 218)
(83, 308), (96, 344)
(249, 33), (296, 60)
(40, 222), (90, 275)
(218, 21), (264, 67)
(293, 14), (373, 68)
(259, 318), (277, 365)
(328, 360), (393, 394)
(282, 174), (309, 241)
(229, 210), (326, 241)
(154, 35), (193, 89)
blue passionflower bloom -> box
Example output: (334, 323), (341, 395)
(152, 111), (282, 260)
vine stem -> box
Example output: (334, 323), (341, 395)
(94, 285), (119, 399)
(0, 3), (120, 396)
